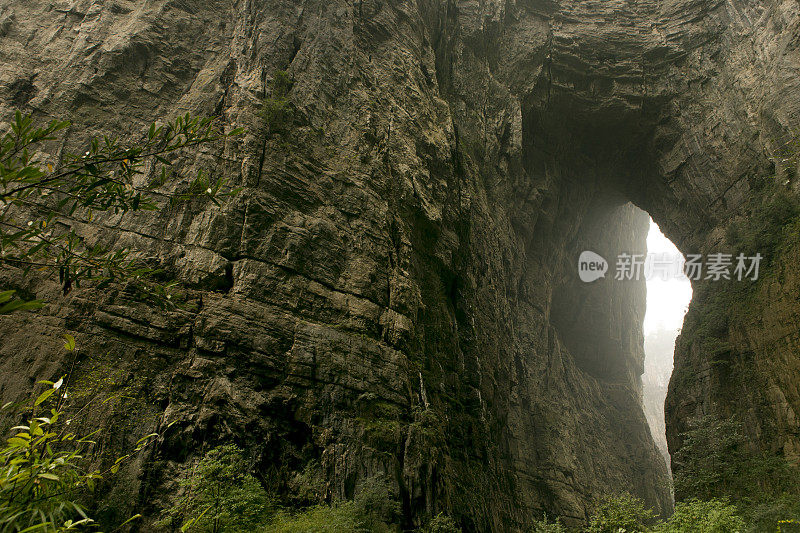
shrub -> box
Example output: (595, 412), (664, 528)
(262, 70), (294, 136)
(724, 184), (800, 262)
(657, 499), (745, 533)
(672, 415), (744, 501)
(423, 512), (461, 532)
(586, 493), (657, 533)
(742, 493), (800, 533)
(0, 380), (97, 532)
(158, 444), (275, 532)
(267, 474), (400, 533)
(352, 474), (401, 531)
(673, 415), (800, 503)
(529, 513), (567, 532)
(0, 365), (154, 532)
(269, 502), (365, 533)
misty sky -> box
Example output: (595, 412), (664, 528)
(644, 219), (693, 335)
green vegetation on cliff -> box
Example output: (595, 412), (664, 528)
(672, 415), (800, 532)
(0, 342), (156, 532)
(0, 110), (242, 309)
(159, 444), (410, 532)
(0, 110), (241, 531)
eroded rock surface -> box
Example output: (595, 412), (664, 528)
(0, 0), (798, 530)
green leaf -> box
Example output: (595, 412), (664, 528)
(0, 295), (44, 315)
(34, 388), (55, 406)
(117, 514), (143, 528)
(181, 506), (212, 532)
(0, 290), (15, 304)
(63, 334), (76, 352)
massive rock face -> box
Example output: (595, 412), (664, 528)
(0, 0), (798, 530)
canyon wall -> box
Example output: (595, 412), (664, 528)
(0, 0), (798, 530)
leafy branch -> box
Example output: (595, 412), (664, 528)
(0, 337), (158, 532)
(0, 111), (244, 310)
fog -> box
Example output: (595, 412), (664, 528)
(643, 220), (692, 473)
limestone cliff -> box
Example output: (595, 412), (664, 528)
(0, 0), (798, 530)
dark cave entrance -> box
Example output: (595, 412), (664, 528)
(518, 68), (698, 504)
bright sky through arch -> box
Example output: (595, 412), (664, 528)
(644, 219), (693, 335)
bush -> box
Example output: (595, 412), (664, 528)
(725, 184), (800, 262)
(529, 513), (567, 532)
(0, 336), (155, 532)
(743, 493), (800, 533)
(158, 444), (275, 532)
(0, 380), (97, 532)
(269, 502), (365, 533)
(0, 382), (153, 531)
(586, 493), (657, 533)
(352, 474), (401, 531)
(262, 70), (294, 136)
(672, 415), (800, 509)
(423, 512), (461, 532)
(672, 415), (743, 501)
(268, 474), (400, 533)
(657, 499), (745, 533)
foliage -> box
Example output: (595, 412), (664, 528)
(352, 474), (401, 531)
(528, 514), (567, 533)
(0, 288), (43, 314)
(422, 513), (460, 533)
(157, 444), (275, 533)
(744, 494), (800, 533)
(287, 460), (326, 506)
(656, 499), (745, 533)
(672, 415), (744, 501)
(0, 110), (242, 308)
(670, 415), (800, 532)
(0, 381), (96, 532)
(0, 108), (241, 531)
(261, 70), (294, 136)
(268, 502), (366, 533)
(725, 184), (800, 262)
(271, 474), (399, 533)
(586, 493), (657, 533)
(0, 338), (154, 532)
(537, 493), (796, 533)
(672, 415), (800, 503)
(164, 450), (403, 533)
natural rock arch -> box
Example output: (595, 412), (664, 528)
(0, 0), (798, 530)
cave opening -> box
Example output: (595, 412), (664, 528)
(642, 218), (693, 477)
(517, 47), (706, 513)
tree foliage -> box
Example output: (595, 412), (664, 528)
(157, 445), (274, 533)
(672, 415), (800, 531)
(658, 499), (745, 533)
(528, 514), (567, 533)
(161, 447), (404, 533)
(0, 110), (242, 310)
(0, 108), (241, 531)
(0, 337), (155, 532)
(586, 493), (657, 533)
(261, 70), (294, 137)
